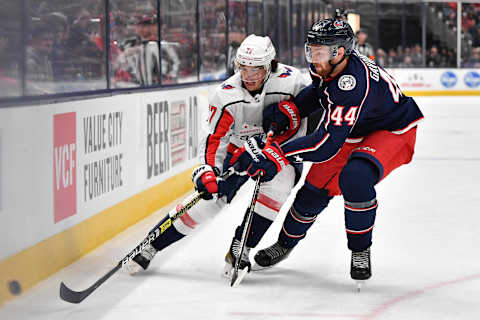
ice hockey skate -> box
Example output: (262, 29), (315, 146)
(350, 247), (371, 291)
(125, 243), (158, 275)
(223, 237), (251, 285)
(253, 242), (292, 270)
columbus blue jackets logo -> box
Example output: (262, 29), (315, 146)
(278, 67), (293, 78)
(222, 84), (234, 90)
(338, 75), (356, 91)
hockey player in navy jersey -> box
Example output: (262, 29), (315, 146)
(126, 34), (309, 280)
(240, 19), (424, 283)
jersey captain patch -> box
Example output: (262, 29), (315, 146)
(338, 75), (356, 91)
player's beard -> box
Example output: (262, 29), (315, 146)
(313, 62), (333, 78)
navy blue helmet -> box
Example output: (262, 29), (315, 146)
(306, 19), (355, 56)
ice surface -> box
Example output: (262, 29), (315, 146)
(1, 96), (480, 320)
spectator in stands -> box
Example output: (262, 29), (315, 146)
(113, 13), (180, 86)
(471, 26), (480, 48)
(354, 29), (374, 59)
(65, 10), (103, 80)
(66, 10), (98, 57)
(411, 44), (423, 66)
(447, 48), (456, 67)
(160, 39), (180, 83)
(427, 46), (443, 67)
(47, 12), (71, 83)
(375, 48), (387, 67)
(93, 13), (122, 65)
(113, 14), (160, 86)
(396, 45), (405, 65)
(439, 48), (454, 67)
(399, 55), (414, 68)
(387, 48), (397, 67)
(26, 20), (55, 94)
(465, 47), (480, 67)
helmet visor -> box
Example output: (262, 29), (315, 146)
(305, 43), (333, 63)
(236, 65), (267, 82)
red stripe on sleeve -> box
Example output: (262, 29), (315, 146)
(205, 109), (234, 167)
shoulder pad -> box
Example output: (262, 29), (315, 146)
(326, 73), (365, 106)
(337, 74), (357, 91)
(211, 75), (246, 107)
(274, 63), (300, 79)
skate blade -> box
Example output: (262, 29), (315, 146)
(355, 280), (366, 292)
(222, 263), (234, 280)
(231, 268), (249, 287)
(250, 263), (271, 272)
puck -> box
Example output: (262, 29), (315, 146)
(8, 280), (22, 295)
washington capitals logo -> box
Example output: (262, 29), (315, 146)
(278, 67), (293, 78)
(222, 84), (234, 90)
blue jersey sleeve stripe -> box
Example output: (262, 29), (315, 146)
(284, 133), (330, 157)
(349, 57), (371, 133)
(391, 117), (424, 134)
(323, 88), (333, 130)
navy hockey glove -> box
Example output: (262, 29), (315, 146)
(217, 172), (249, 203)
(262, 100), (300, 138)
(212, 147), (250, 203)
(244, 136), (290, 183)
(227, 146), (251, 173)
(192, 164), (220, 200)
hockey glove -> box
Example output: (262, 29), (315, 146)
(192, 164), (220, 200)
(262, 100), (301, 139)
(244, 136), (290, 183)
(228, 146), (251, 172)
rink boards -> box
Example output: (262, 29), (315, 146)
(0, 85), (213, 303)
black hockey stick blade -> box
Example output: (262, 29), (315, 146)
(59, 166), (239, 303)
(60, 281), (90, 304)
(60, 263), (121, 303)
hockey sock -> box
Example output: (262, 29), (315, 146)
(344, 199), (377, 251)
(234, 212), (273, 248)
(278, 206), (317, 248)
(278, 185), (331, 249)
(150, 215), (185, 251)
(339, 158), (379, 252)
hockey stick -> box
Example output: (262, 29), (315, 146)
(60, 166), (238, 304)
(230, 174), (262, 287)
(230, 130), (274, 287)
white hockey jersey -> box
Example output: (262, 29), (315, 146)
(200, 63), (310, 171)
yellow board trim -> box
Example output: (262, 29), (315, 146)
(404, 90), (480, 96)
(0, 167), (195, 304)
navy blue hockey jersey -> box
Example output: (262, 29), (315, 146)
(281, 52), (424, 163)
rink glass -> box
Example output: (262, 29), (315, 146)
(1, 0), (479, 101)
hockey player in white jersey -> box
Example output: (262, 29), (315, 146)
(127, 34), (309, 279)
